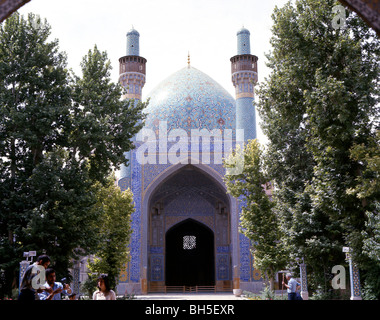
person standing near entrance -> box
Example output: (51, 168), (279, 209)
(18, 254), (51, 301)
(282, 273), (301, 300)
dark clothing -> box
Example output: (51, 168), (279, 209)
(19, 263), (36, 291)
(295, 292), (303, 300)
(18, 289), (36, 301)
(288, 292), (296, 300)
(18, 262), (41, 301)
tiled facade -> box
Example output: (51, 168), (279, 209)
(116, 27), (262, 294)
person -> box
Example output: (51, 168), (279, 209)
(295, 285), (303, 300)
(68, 292), (77, 300)
(282, 273), (301, 300)
(38, 268), (72, 300)
(92, 274), (116, 300)
(18, 254), (51, 301)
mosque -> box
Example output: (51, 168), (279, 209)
(115, 27), (264, 295)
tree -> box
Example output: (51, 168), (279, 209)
(224, 139), (286, 290)
(0, 12), (74, 296)
(347, 131), (380, 299)
(257, 0), (380, 297)
(0, 13), (146, 298)
(347, 131), (380, 207)
(301, 3), (379, 297)
(87, 175), (134, 292)
(70, 45), (146, 183)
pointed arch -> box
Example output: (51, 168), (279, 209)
(141, 163), (239, 279)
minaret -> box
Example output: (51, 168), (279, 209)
(230, 27), (258, 142)
(118, 28), (147, 190)
(119, 27), (147, 100)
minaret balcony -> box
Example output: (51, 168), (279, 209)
(119, 55), (147, 74)
(230, 54), (258, 74)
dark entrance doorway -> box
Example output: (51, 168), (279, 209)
(165, 219), (215, 286)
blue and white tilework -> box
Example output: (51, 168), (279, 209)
(236, 97), (257, 141)
(129, 151), (142, 283)
(237, 27), (251, 55)
(117, 27), (262, 288)
(150, 255), (164, 281)
(126, 28), (140, 56)
(217, 255), (230, 280)
(144, 66), (236, 134)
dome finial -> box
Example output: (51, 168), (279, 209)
(187, 51), (190, 68)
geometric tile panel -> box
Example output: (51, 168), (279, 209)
(217, 254), (230, 280)
(150, 255), (164, 281)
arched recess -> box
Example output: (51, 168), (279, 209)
(141, 163), (239, 291)
(165, 218), (214, 286)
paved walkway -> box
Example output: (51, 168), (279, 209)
(135, 292), (246, 300)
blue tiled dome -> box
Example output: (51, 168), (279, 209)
(144, 66), (236, 133)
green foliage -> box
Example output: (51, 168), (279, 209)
(347, 131), (380, 201)
(80, 275), (98, 299)
(86, 175), (134, 290)
(70, 46), (146, 182)
(21, 150), (102, 275)
(224, 139), (286, 288)
(361, 261), (380, 300)
(257, 0), (380, 298)
(243, 288), (287, 300)
(309, 285), (350, 300)
(0, 13), (74, 295)
(0, 12), (145, 298)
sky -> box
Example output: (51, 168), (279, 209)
(17, 0), (289, 144)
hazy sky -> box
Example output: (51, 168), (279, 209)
(18, 0), (289, 143)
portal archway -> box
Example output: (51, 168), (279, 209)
(145, 164), (234, 292)
(165, 219), (214, 286)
